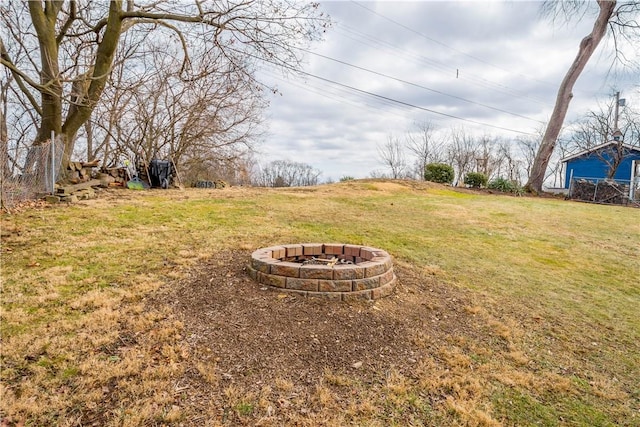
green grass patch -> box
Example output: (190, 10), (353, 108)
(1, 181), (638, 425)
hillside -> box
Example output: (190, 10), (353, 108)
(1, 180), (638, 426)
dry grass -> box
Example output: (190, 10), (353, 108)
(1, 180), (639, 426)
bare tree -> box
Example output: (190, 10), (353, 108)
(516, 134), (541, 182)
(0, 71), (9, 180)
(89, 36), (265, 175)
(254, 160), (322, 187)
(0, 1), (330, 172)
(526, 1), (639, 193)
(545, 135), (576, 188)
(568, 93), (640, 178)
(404, 121), (445, 179)
(378, 136), (407, 179)
(491, 140), (525, 184)
(474, 135), (506, 179)
(445, 127), (479, 185)
(182, 152), (258, 186)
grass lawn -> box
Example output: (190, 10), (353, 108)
(1, 180), (638, 426)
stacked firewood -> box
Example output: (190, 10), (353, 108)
(67, 160), (100, 184)
(99, 167), (130, 187)
(571, 179), (629, 205)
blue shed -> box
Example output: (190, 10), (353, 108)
(562, 141), (640, 189)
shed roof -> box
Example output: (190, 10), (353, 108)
(561, 141), (640, 163)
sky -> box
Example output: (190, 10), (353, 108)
(256, 1), (639, 182)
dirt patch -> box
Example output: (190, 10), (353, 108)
(154, 250), (490, 424)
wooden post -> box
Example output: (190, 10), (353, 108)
(50, 130), (55, 194)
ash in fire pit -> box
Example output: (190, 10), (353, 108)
(297, 256), (353, 266)
(248, 244), (396, 300)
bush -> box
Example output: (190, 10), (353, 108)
(464, 172), (488, 188)
(488, 177), (523, 195)
(424, 163), (454, 184)
(340, 176), (355, 182)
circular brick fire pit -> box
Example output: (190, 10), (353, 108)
(248, 244), (396, 300)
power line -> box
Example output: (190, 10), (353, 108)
(334, 25), (550, 106)
(262, 69), (412, 120)
(291, 67), (537, 136)
(236, 48), (537, 135)
(350, 1), (559, 90)
(300, 47), (546, 124)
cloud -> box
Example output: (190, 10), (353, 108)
(257, 1), (639, 180)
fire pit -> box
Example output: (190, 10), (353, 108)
(248, 244), (396, 300)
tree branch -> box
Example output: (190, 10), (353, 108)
(130, 19), (191, 75)
(56, 0), (77, 46)
(0, 38), (43, 115)
(119, 10), (223, 29)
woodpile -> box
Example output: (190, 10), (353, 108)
(570, 179), (629, 205)
(67, 160), (101, 184)
(99, 167), (131, 187)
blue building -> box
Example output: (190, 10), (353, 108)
(562, 141), (640, 190)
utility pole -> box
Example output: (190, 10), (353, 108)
(612, 91), (625, 142)
(614, 91), (621, 131)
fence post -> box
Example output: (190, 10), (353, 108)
(50, 130), (55, 194)
(568, 169), (574, 198)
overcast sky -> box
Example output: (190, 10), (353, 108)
(257, 1), (639, 181)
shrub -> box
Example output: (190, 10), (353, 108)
(488, 177), (523, 195)
(424, 163), (454, 184)
(488, 177), (515, 192)
(340, 176), (355, 182)
(464, 172), (488, 188)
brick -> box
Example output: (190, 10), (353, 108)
(371, 281), (395, 299)
(370, 256), (393, 271)
(286, 278), (319, 292)
(344, 245), (361, 257)
(361, 261), (387, 278)
(332, 264), (364, 280)
(284, 244), (303, 257)
(318, 279), (352, 292)
(303, 243), (323, 256)
(359, 247), (376, 260)
(247, 267), (258, 280)
(306, 291), (343, 300)
(353, 276), (380, 291)
(379, 269), (395, 285)
(323, 244), (344, 255)
(270, 262), (300, 278)
(251, 249), (269, 259)
(258, 272), (286, 288)
(342, 290), (371, 301)
(251, 257), (270, 273)
(271, 247), (286, 259)
(300, 265), (334, 279)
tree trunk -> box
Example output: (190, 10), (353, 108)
(607, 143), (624, 179)
(85, 119), (94, 161)
(525, 0), (616, 193)
(29, 2), (63, 144)
(60, 1), (124, 170)
(1, 79), (9, 179)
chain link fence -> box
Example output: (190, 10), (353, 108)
(568, 176), (639, 206)
(1, 137), (64, 210)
